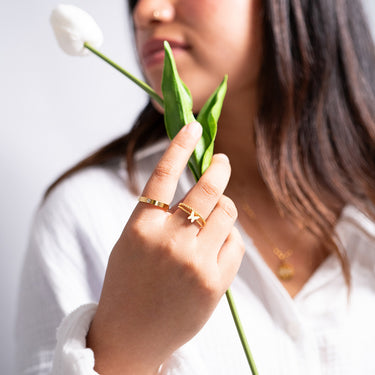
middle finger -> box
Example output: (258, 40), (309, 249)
(173, 153), (231, 233)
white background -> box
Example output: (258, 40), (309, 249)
(1, 1), (375, 373)
(1, 1), (146, 373)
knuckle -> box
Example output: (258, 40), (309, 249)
(161, 233), (193, 258)
(198, 179), (221, 200)
(127, 222), (149, 244)
(172, 135), (191, 152)
(200, 276), (223, 302)
(191, 265), (220, 297)
(180, 258), (197, 277)
(180, 260), (216, 293)
(162, 234), (180, 255)
(200, 278), (219, 298)
(218, 196), (238, 220)
(235, 236), (246, 257)
(153, 159), (177, 180)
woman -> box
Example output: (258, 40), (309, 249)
(16, 0), (375, 374)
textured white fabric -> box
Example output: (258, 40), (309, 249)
(15, 139), (375, 374)
(51, 304), (98, 374)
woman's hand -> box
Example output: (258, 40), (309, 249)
(87, 121), (245, 375)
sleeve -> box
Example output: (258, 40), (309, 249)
(15, 183), (105, 375)
(15, 163), (202, 375)
(51, 304), (98, 375)
(50, 305), (203, 375)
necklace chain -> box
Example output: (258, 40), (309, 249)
(273, 247), (293, 261)
(242, 204), (303, 281)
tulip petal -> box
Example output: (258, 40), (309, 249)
(50, 4), (103, 56)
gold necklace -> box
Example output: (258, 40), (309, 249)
(242, 204), (302, 281)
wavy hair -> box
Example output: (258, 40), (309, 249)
(256, 0), (375, 283)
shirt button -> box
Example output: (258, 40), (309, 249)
(287, 321), (302, 340)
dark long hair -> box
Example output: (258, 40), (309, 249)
(257, 0), (375, 283)
(46, 0), (375, 283)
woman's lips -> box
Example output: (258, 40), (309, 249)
(141, 39), (189, 68)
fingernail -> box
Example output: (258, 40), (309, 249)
(215, 153), (229, 163)
(185, 121), (202, 138)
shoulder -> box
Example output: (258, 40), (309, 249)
(53, 137), (171, 201)
(38, 163), (129, 228)
(36, 139), (168, 232)
(338, 205), (375, 243)
(336, 205), (375, 272)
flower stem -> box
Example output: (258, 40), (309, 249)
(226, 288), (259, 375)
(83, 42), (164, 107)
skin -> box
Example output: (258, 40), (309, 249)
(134, 0), (263, 112)
(87, 0), (328, 373)
(87, 123), (244, 374)
(134, 0), (327, 293)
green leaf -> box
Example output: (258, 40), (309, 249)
(161, 41), (195, 137)
(161, 41), (200, 180)
(197, 75), (228, 175)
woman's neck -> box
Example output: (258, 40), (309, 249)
(215, 86), (258, 172)
(213, 87), (329, 298)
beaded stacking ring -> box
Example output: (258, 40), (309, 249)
(138, 196), (170, 211)
(177, 203), (206, 228)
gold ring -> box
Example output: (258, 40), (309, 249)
(177, 203), (206, 228)
(138, 196), (169, 211)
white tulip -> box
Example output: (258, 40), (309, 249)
(50, 4), (103, 56)
(49, 4), (163, 106)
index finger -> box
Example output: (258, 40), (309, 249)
(140, 121), (202, 206)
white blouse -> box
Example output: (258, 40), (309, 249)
(15, 139), (375, 375)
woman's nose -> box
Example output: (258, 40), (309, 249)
(133, 0), (176, 29)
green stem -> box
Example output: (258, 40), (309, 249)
(226, 288), (259, 375)
(83, 42), (164, 107)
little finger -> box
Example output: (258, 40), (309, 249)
(217, 227), (245, 290)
